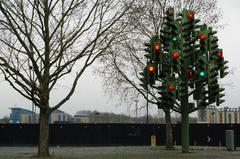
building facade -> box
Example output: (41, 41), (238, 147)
(49, 110), (73, 124)
(9, 107), (38, 123)
(217, 107), (240, 124)
(9, 107), (73, 124)
(73, 110), (91, 123)
(197, 106), (240, 124)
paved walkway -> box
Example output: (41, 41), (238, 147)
(0, 146), (239, 159)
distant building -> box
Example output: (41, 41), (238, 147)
(49, 110), (73, 124)
(73, 110), (91, 123)
(197, 106), (240, 124)
(218, 107), (240, 124)
(9, 107), (73, 124)
(9, 107), (38, 123)
(197, 105), (218, 123)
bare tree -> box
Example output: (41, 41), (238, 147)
(0, 0), (133, 157)
(96, 0), (222, 149)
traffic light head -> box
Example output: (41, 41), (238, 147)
(208, 27), (218, 52)
(159, 58), (171, 78)
(152, 36), (162, 61)
(170, 50), (181, 72)
(139, 67), (149, 90)
(165, 7), (175, 22)
(197, 57), (207, 78)
(187, 11), (194, 21)
(166, 7), (174, 16)
(199, 25), (210, 53)
(217, 87), (225, 106)
(166, 79), (176, 105)
(144, 42), (152, 59)
(220, 60), (229, 78)
(147, 62), (158, 85)
(211, 49), (222, 63)
(182, 9), (195, 25)
(171, 21), (180, 49)
(214, 49), (228, 78)
(144, 36), (162, 62)
(207, 63), (219, 103)
(158, 84), (174, 108)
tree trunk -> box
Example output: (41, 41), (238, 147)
(164, 109), (174, 150)
(181, 99), (189, 153)
(38, 109), (50, 157)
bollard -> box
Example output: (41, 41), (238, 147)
(225, 130), (235, 151)
(151, 135), (156, 146)
(194, 140), (197, 146)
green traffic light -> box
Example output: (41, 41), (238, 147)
(199, 71), (205, 77)
(172, 36), (177, 41)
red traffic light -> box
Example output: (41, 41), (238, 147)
(187, 11), (194, 20)
(217, 51), (223, 57)
(199, 34), (207, 40)
(171, 52), (179, 59)
(168, 85), (175, 91)
(154, 43), (161, 51)
(148, 65), (155, 72)
(188, 70), (193, 78)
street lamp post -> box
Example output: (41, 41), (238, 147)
(146, 87), (149, 124)
(29, 65), (36, 123)
(134, 99), (139, 119)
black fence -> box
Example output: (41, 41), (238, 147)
(0, 123), (239, 146)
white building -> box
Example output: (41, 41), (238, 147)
(197, 106), (240, 124)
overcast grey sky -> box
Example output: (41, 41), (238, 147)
(0, 0), (239, 118)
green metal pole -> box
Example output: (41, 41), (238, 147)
(179, 12), (190, 153)
(181, 95), (189, 153)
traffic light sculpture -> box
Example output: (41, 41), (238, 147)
(139, 8), (228, 153)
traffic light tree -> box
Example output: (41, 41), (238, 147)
(96, 0), (222, 151)
(140, 8), (228, 153)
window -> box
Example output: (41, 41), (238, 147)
(228, 113), (232, 123)
(58, 114), (61, 121)
(199, 109), (206, 122)
(235, 113), (238, 123)
(219, 113), (223, 123)
(29, 115), (32, 123)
